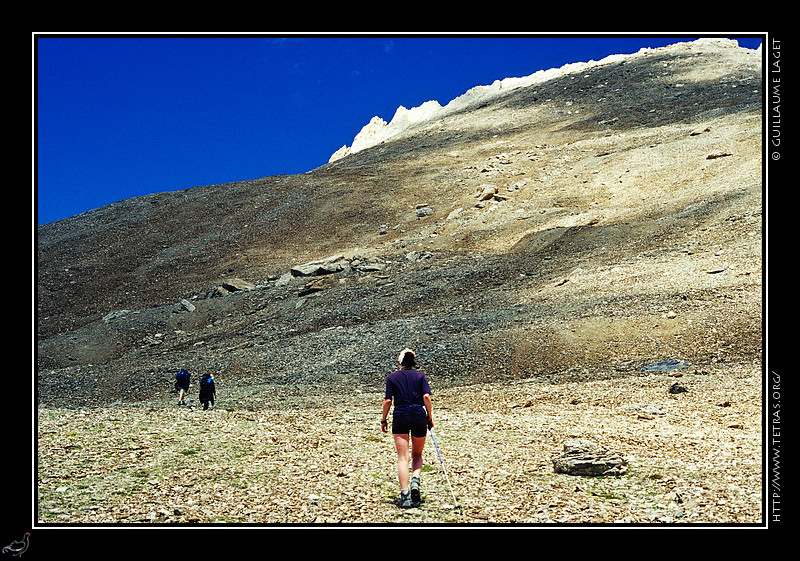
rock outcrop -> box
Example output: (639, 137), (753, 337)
(552, 439), (629, 476)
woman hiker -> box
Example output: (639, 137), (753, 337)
(381, 348), (434, 508)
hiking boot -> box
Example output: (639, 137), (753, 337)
(410, 477), (421, 506)
(399, 492), (413, 509)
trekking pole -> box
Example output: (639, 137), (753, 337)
(429, 427), (460, 512)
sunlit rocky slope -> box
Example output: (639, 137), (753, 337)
(37, 38), (762, 408)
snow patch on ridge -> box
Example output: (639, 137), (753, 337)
(327, 38), (756, 163)
(328, 48), (636, 163)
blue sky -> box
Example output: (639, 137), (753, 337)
(34, 34), (764, 225)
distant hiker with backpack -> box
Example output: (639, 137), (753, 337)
(175, 369), (190, 406)
(199, 373), (216, 411)
(381, 348), (433, 508)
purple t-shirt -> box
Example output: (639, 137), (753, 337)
(385, 368), (432, 417)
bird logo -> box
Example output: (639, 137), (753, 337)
(2, 533), (29, 557)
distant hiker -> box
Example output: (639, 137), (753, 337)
(381, 348), (433, 508)
(175, 369), (190, 406)
(199, 373), (216, 411)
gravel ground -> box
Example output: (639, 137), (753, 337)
(37, 358), (762, 525)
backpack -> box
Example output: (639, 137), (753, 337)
(176, 369), (190, 387)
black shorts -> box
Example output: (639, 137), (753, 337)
(392, 414), (428, 437)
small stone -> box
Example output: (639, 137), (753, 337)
(476, 184), (498, 201)
(690, 126), (711, 136)
(446, 208), (464, 220)
(669, 381), (688, 394)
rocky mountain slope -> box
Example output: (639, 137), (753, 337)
(35, 38), (764, 525)
(37, 38), (762, 407)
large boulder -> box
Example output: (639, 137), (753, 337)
(552, 439), (628, 476)
(206, 277), (256, 298)
(221, 278), (255, 292)
(290, 255), (349, 277)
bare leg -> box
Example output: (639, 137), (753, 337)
(393, 434), (410, 491)
(395, 434), (427, 488)
(410, 435), (426, 479)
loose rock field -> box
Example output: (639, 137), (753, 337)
(37, 359), (762, 525)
